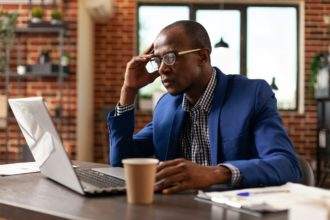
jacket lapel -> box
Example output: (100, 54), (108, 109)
(165, 104), (186, 160)
(208, 68), (229, 165)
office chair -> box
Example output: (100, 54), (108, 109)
(297, 156), (315, 186)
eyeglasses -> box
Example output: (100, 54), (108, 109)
(147, 48), (202, 72)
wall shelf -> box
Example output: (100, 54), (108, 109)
(0, 22), (68, 163)
(16, 27), (64, 33)
(15, 25), (66, 34)
(0, 73), (68, 79)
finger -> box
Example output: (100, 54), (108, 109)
(146, 70), (160, 80)
(157, 158), (185, 172)
(128, 56), (146, 65)
(162, 182), (187, 194)
(128, 56), (150, 67)
(149, 70), (160, 78)
(156, 163), (185, 181)
(133, 56), (150, 63)
(140, 54), (154, 59)
(130, 54), (155, 67)
(154, 180), (164, 192)
(142, 44), (154, 55)
(156, 172), (187, 191)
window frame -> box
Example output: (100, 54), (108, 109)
(137, 2), (300, 111)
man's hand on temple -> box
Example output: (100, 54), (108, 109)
(119, 44), (159, 106)
(123, 54), (158, 91)
(155, 158), (232, 194)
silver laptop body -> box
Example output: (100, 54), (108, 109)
(8, 97), (125, 195)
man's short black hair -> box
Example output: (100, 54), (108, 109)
(162, 20), (212, 53)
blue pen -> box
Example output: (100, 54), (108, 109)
(236, 189), (290, 197)
(237, 192), (250, 196)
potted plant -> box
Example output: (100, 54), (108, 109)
(60, 51), (70, 74)
(50, 9), (62, 25)
(38, 48), (51, 64)
(0, 12), (18, 73)
(60, 52), (70, 66)
(311, 52), (330, 98)
(310, 53), (323, 87)
(31, 6), (44, 23)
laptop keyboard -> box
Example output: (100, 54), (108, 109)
(75, 168), (125, 189)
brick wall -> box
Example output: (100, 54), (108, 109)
(94, 0), (329, 165)
(94, 0), (138, 163)
(0, 0), (329, 165)
(0, 1), (77, 162)
(281, 0), (330, 164)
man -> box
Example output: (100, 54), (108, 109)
(107, 20), (301, 194)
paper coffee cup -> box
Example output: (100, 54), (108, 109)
(122, 158), (159, 204)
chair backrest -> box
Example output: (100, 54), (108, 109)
(297, 156), (315, 186)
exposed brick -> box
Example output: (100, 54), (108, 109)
(94, 0), (330, 164)
(0, 0), (77, 162)
(1, 0), (329, 165)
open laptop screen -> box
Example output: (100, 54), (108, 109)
(8, 97), (60, 165)
(8, 97), (85, 194)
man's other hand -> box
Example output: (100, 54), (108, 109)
(155, 158), (232, 194)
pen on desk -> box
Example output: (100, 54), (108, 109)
(236, 189), (290, 197)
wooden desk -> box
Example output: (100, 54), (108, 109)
(0, 162), (286, 220)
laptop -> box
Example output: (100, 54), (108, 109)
(8, 97), (126, 195)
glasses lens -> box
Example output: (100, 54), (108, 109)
(163, 52), (176, 65)
(152, 57), (161, 67)
(146, 58), (159, 73)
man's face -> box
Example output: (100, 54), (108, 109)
(153, 29), (203, 96)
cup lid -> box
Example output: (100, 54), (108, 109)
(122, 158), (159, 165)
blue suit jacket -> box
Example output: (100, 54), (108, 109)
(107, 68), (302, 187)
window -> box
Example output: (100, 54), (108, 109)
(137, 4), (300, 111)
(138, 6), (189, 99)
(247, 7), (298, 109)
(196, 9), (241, 75)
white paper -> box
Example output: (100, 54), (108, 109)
(0, 162), (39, 176)
(289, 201), (330, 220)
(205, 183), (330, 212)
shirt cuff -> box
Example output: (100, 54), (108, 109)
(219, 163), (241, 186)
(115, 103), (135, 116)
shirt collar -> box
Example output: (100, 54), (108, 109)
(182, 68), (217, 113)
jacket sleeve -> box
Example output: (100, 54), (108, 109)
(227, 80), (302, 187)
(107, 109), (154, 167)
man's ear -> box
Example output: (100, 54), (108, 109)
(198, 49), (210, 64)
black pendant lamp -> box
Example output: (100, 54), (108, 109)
(215, 37), (229, 48)
(270, 77), (279, 90)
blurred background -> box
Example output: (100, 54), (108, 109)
(0, 0), (329, 186)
